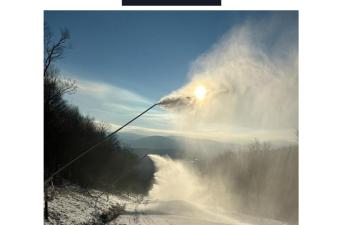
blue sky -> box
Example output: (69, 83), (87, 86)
(44, 11), (279, 100)
(44, 11), (298, 142)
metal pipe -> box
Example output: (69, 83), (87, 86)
(44, 103), (160, 185)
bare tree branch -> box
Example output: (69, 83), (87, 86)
(44, 24), (75, 108)
(44, 26), (70, 77)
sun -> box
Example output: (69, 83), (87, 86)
(194, 85), (207, 101)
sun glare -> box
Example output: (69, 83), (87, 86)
(194, 85), (207, 101)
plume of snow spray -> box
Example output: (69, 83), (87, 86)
(158, 96), (194, 110)
(160, 15), (298, 143)
(148, 154), (204, 201)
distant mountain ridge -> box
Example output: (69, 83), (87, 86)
(117, 132), (147, 143)
(128, 135), (180, 149)
(117, 133), (238, 159)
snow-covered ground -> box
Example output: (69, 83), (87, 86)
(45, 184), (290, 225)
(45, 184), (141, 225)
(113, 199), (289, 225)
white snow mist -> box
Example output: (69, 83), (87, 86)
(162, 16), (298, 143)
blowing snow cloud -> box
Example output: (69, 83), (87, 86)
(161, 15), (298, 143)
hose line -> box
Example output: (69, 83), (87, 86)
(44, 103), (159, 185)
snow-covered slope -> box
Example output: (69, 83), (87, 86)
(45, 184), (290, 225)
(46, 153), (296, 225)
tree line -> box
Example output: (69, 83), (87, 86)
(199, 141), (298, 223)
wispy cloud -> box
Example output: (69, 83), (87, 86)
(74, 76), (152, 105)
(63, 74), (171, 131)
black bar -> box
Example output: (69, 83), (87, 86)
(122, 0), (221, 6)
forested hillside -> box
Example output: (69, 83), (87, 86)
(44, 25), (154, 194)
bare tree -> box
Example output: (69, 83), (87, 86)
(44, 24), (70, 77)
(44, 24), (76, 107)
